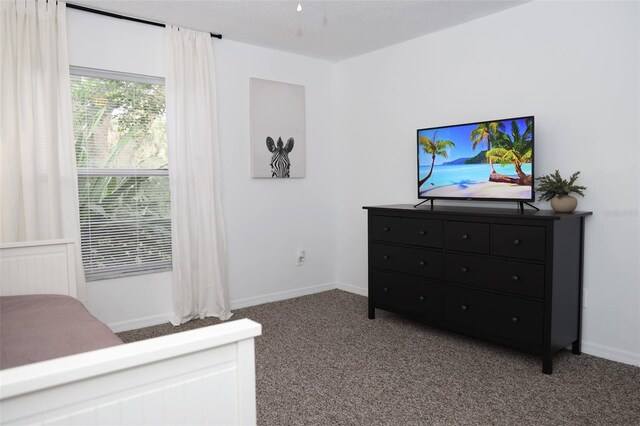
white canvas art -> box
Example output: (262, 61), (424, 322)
(250, 78), (306, 178)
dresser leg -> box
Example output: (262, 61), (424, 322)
(572, 340), (581, 355)
(542, 354), (553, 374)
(368, 305), (375, 320)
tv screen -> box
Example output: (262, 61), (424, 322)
(417, 116), (534, 201)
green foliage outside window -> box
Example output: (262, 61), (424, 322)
(72, 75), (171, 279)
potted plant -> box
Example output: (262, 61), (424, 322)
(535, 170), (586, 213)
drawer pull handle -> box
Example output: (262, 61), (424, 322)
(511, 316), (519, 323)
(512, 275), (519, 282)
(461, 267), (469, 273)
(383, 227), (390, 232)
(513, 239), (521, 246)
(383, 287), (389, 292)
(461, 305), (468, 311)
(418, 261), (426, 266)
(461, 234), (469, 240)
(419, 230), (426, 235)
(419, 296), (425, 301)
(383, 255), (390, 260)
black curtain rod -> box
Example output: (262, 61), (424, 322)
(66, 3), (222, 39)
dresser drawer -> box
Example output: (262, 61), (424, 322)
(446, 254), (544, 299)
(444, 286), (491, 330)
(492, 224), (545, 261)
(444, 286), (543, 345)
(371, 215), (404, 243)
(370, 270), (442, 317)
(486, 294), (543, 345)
(371, 243), (404, 272)
(445, 221), (490, 254)
(490, 259), (545, 299)
(445, 253), (491, 287)
(400, 247), (443, 279)
(403, 218), (443, 248)
(371, 270), (407, 310)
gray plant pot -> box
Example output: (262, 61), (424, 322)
(550, 195), (578, 213)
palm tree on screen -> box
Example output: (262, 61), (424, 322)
(418, 131), (455, 189)
(470, 121), (504, 174)
(485, 119), (533, 185)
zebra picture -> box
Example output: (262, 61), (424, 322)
(266, 137), (294, 178)
(250, 78), (305, 178)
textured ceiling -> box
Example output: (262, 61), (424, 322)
(69, 0), (529, 62)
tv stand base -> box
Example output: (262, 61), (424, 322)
(519, 201), (540, 212)
(413, 199), (433, 208)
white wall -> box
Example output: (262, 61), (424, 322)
(67, 9), (337, 331)
(334, 0), (640, 365)
(213, 40), (337, 307)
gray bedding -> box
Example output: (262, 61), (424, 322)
(0, 294), (123, 369)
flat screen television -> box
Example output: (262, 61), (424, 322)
(417, 116), (534, 202)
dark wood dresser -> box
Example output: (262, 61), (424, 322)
(363, 204), (592, 374)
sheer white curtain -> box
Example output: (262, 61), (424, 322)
(0, 0), (86, 300)
(165, 26), (232, 325)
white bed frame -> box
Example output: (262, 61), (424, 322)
(0, 240), (261, 425)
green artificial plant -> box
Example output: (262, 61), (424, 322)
(535, 170), (586, 202)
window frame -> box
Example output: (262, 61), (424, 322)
(71, 66), (172, 281)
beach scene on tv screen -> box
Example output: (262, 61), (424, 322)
(418, 117), (533, 199)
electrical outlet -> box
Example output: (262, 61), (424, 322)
(297, 250), (306, 266)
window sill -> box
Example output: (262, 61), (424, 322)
(86, 267), (172, 282)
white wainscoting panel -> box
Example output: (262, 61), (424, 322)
(0, 239), (77, 298)
(40, 365), (239, 425)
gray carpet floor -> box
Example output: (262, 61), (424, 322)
(118, 290), (640, 425)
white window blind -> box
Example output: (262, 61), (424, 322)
(71, 70), (171, 281)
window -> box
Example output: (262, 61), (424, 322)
(71, 69), (171, 280)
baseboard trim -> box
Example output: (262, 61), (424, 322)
(336, 282), (367, 297)
(230, 282), (337, 310)
(582, 341), (640, 366)
(108, 313), (171, 333)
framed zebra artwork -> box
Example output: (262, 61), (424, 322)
(250, 78), (306, 178)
